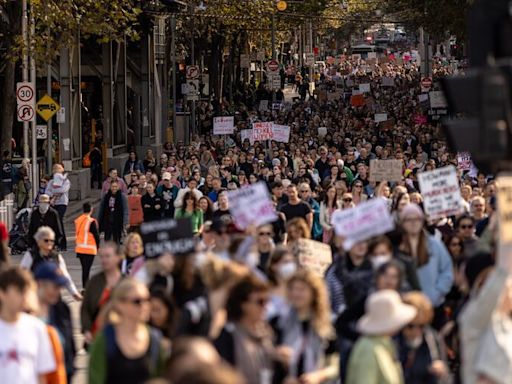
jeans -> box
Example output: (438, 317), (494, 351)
(104, 227), (122, 244)
(77, 253), (95, 288)
(54, 204), (67, 250)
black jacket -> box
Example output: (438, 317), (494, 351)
(141, 193), (163, 222)
(28, 207), (64, 247)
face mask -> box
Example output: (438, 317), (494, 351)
(406, 335), (423, 349)
(277, 262), (297, 280)
(39, 203), (50, 214)
(371, 254), (391, 269)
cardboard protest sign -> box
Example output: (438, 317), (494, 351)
(271, 124), (290, 143)
(496, 174), (512, 244)
(227, 182), (277, 230)
(252, 122), (273, 141)
(374, 113), (388, 123)
(418, 166), (463, 220)
(213, 116), (235, 135)
(140, 218), (196, 258)
(359, 83), (371, 93)
(332, 198), (395, 250)
(241, 129), (254, 144)
(369, 159), (403, 182)
(293, 239), (332, 276)
(350, 94), (365, 107)
(318, 127), (327, 137)
(457, 152), (472, 171)
(429, 91), (448, 109)
(381, 76), (394, 87)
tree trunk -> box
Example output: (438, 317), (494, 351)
(0, 59), (16, 154)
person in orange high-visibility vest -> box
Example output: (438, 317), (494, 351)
(75, 202), (100, 288)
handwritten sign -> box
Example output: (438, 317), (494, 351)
(293, 239), (332, 276)
(497, 174), (512, 244)
(359, 83), (371, 93)
(457, 152), (472, 171)
(418, 166), (463, 220)
(271, 124), (290, 143)
(241, 129), (254, 144)
(374, 113), (388, 123)
(213, 116), (235, 135)
(369, 159), (403, 182)
(381, 77), (394, 87)
(332, 198), (395, 250)
(318, 127), (327, 137)
(227, 182), (277, 230)
(140, 218), (196, 258)
(252, 122), (273, 142)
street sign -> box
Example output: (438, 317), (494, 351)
(257, 49), (265, 61)
(306, 53), (315, 66)
(56, 107), (65, 123)
(17, 104), (35, 122)
(16, 82), (36, 122)
(36, 94), (60, 122)
(240, 54), (250, 69)
(269, 74), (281, 89)
(16, 82), (35, 104)
(186, 65), (200, 80)
(186, 80), (200, 97)
(421, 76), (433, 92)
(36, 125), (47, 139)
(266, 59), (279, 72)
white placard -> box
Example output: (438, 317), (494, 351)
(271, 124), (290, 143)
(56, 107), (65, 123)
(293, 239), (332, 276)
(253, 122), (273, 142)
(241, 129), (254, 144)
(457, 152), (472, 171)
(429, 91), (448, 109)
(359, 83), (371, 93)
(352, 89), (363, 96)
(228, 182), (277, 230)
(318, 127), (327, 137)
(332, 198), (395, 250)
(374, 113), (388, 123)
(213, 116), (235, 135)
(418, 166), (463, 220)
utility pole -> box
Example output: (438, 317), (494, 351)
(308, 20), (313, 81)
(271, 13), (276, 60)
(190, 2), (196, 137)
(29, 3), (38, 200)
(171, 14), (177, 142)
(22, 0), (29, 160)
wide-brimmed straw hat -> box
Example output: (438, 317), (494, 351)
(357, 290), (417, 335)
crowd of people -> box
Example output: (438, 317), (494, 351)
(0, 50), (510, 384)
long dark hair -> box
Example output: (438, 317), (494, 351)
(183, 191), (198, 210)
(149, 288), (176, 338)
(322, 185), (337, 209)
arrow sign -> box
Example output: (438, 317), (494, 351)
(17, 104), (35, 122)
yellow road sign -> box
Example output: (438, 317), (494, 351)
(36, 94), (60, 122)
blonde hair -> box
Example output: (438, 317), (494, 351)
(287, 269), (334, 339)
(123, 232), (144, 258)
(402, 291), (433, 325)
(103, 277), (146, 325)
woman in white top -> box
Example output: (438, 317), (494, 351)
(20, 226), (81, 300)
(320, 185), (340, 244)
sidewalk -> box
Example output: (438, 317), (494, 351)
(64, 189), (102, 225)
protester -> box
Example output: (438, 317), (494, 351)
(123, 150), (145, 177)
(127, 184), (144, 231)
(28, 194), (64, 249)
(88, 278), (168, 383)
(320, 185), (339, 243)
(265, 246), (297, 319)
(174, 191), (204, 235)
(101, 168), (128, 196)
(46, 164), (71, 250)
(81, 242), (123, 344)
(345, 290), (417, 384)
(121, 232), (145, 275)
(98, 181), (129, 244)
(142, 181), (163, 222)
(0, 219), (10, 268)
(0, 267), (57, 383)
(20, 226), (81, 300)
(75, 202), (100, 287)
(280, 184), (313, 228)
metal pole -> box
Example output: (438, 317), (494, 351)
(309, 20), (313, 81)
(47, 63), (52, 174)
(190, 4), (196, 138)
(29, 3), (38, 201)
(171, 15), (177, 142)
(22, 0), (29, 160)
(271, 13), (276, 60)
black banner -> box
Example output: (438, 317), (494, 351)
(140, 218), (196, 258)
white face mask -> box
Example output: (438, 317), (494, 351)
(277, 261), (297, 280)
(406, 335), (423, 349)
(39, 203), (50, 214)
(371, 254), (392, 269)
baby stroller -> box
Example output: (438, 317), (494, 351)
(9, 207), (31, 255)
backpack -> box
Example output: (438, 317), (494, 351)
(104, 324), (163, 377)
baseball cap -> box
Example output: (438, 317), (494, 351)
(34, 262), (68, 286)
(162, 172), (171, 181)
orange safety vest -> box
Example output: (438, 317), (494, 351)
(74, 214), (98, 255)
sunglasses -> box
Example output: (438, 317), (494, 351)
(299, 190), (309, 193)
(122, 297), (150, 306)
(258, 232), (272, 237)
(248, 298), (268, 307)
(43, 239), (55, 243)
(459, 224), (473, 229)
(343, 198), (352, 202)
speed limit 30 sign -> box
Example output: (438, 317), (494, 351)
(16, 82), (36, 122)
